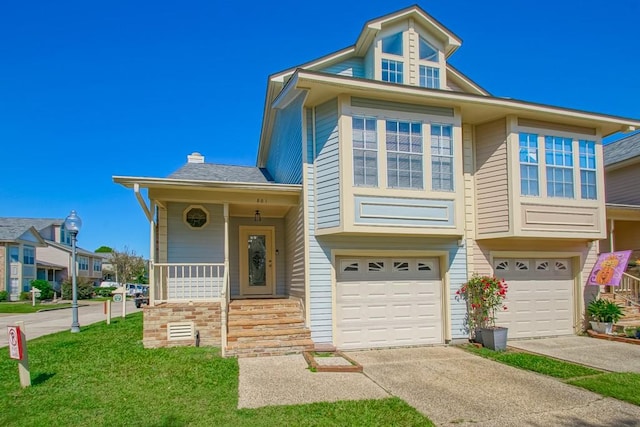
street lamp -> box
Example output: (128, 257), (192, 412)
(64, 210), (82, 333)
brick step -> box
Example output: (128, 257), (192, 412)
(229, 322), (305, 333)
(228, 327), (310, 339)
(227, 307), (302, 316)
(229, 300), (300, 309)
(226, 338), (314, 351)
(229, 317), (304, 327)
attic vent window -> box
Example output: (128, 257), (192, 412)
(184, 205), (209, 229)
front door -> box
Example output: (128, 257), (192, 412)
(239, 226), (275, 296)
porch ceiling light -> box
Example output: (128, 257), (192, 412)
(254, 210), (262, 222)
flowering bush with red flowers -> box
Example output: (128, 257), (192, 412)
(456, 274), (509, 332)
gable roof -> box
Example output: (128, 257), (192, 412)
(0, 218), (51, 244)
(45, 240), (97, 257)
(604, 130), (640, 167)
(169, 163), (274, 183)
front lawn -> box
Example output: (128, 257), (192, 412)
(465, 345), (640, 407)
(0, 302), (72, 314)
(0, 313), (431, 426)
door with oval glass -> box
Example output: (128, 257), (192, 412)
(239, 226), (275, 296)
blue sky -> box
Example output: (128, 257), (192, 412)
(1, 0), (639, 258)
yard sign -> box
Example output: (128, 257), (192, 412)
(7, 326), (23, 360)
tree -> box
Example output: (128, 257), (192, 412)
(95, 246), (113, 253)
(110, 247), (147, 285)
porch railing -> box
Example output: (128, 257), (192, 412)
(153, 263), (225, 302)
(613, 272), (640, 309)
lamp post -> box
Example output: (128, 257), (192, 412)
(64, 210), (82, 333)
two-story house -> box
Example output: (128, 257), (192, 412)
(0, 217), (105, 300)
(115, 6), (640, 356)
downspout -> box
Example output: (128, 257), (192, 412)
(149, 202), (156, 307)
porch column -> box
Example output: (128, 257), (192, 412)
(222, 203), (229, 356)
(609, 218), (615, 253)
(149, 202), (156, 306)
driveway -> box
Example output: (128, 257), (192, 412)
(0, 300), (141, 347)
(508, 336), (640, 373)
(348, 346), (640, 426)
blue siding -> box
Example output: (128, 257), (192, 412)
(314, 99), (341, 229)
(319, 58), (365, 78)
(266, 92), (305, 184)
(364, 45), (374, 80)
(355, 196), (455, 227)
(167, 203), (224, 263)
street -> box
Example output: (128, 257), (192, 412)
(0, 300), (142, 347)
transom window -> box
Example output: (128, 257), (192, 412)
(382, 32), (403, 56)
(368, 261), (385, 272)
(352, 117), (378, 187)
(579, 140), (597, 199)
(419, 66), (440, 89)
(78, 256), (89, 271)
(386, 120), (423, 189)
(431, 124), (453, 191)
(545, 136), (574, 198)
(519, 133), (539, 196)
(419, 37), (438, 62)
(382, 59), (403, 83)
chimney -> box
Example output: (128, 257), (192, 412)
(187, 152), (204, 164)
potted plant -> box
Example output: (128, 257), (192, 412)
(456, 275), (509, 351)
(587, 298), (623, 334)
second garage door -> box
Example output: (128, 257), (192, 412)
(494, 258), (575, 339)
(336, 257), (443, 350)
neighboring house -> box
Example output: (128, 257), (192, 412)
(115, 6), (640, 356)
(601, 131), (640, 258)
(0, 218), (105, 299)
(0, 221), (46, 301)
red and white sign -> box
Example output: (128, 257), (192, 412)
(7, 326), (23, 360)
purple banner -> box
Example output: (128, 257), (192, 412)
(587, 250), (632, 286)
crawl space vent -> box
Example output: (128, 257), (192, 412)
(167, 322), (195, 341)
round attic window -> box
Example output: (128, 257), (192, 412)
(184, 205), (209, 229)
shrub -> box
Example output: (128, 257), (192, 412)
(94, 287), (116, 297)
(0, 291), (8, 301)
(20, 292), (31, 301)
(30, 279), (55, 300)
(456, 274), (509, 332)
(587, 298), (623, 323)
(62, 277), (95, 300)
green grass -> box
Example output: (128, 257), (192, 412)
(0, 302), (73, 313)
(465, 345), (601, 378)
(465, 345), (640, 407)
(0, 313), (431, 426)
(569, 373), (640, 406)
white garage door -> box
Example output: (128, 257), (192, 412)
(336, 257), (443, 350)
(494, 258), (575, 339)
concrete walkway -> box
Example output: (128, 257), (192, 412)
(508, 335), (640, 373)
(0, 300), (141, 347)
(239, 346), (640, 426)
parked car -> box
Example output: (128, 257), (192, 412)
(134, 289), (150, 308)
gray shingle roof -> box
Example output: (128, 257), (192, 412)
(604, 131), (640, 167)
(168, 163), (274, 183)
(0, 218), (61, 241)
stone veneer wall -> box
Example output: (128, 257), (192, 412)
(143, 302), (222, 348)
(0, 246), (6, 293)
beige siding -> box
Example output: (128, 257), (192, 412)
(604, 220), (640, 255)
(520, 203), (600, 232)
(462, 123), (475, 278)
(606, 165), (640, 205)
(285, 203), (305, 300)
(517, 117), (596, 136)
(475, 119), (509, 236)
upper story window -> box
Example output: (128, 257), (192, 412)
(382, 59), (403, 83)
(419, 37), (438, 62)
(519, 133), (539, 196)
(60, 226), (71, 246)
(78, 256), (89, 271)
(386, 120), (423, 189)
(9, 246), (19, 262)
(93, 259), (102, 273)
(419, 66), (440, 89)
(545, 136), (574, 198)
(23, 246), (35, 265)
(431, 124), (453, 191)
(579, 140), (597, 199)
(352, 117), (378, 187)
(382, 32), (403, 56)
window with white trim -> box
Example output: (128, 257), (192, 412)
(386, 120), (423, 189)
(78, 256), (89, 271)
(419, 66), (440, 89)
(93, 259), (102, 272)
(419, 37), (438, 62)
(352, 117), (378, 186)
(9, 246), (19, 262)
(431, 124), (453, 191)
(23, 246), (35, 265)
(381, 59), (403, 83)
(519, 133), (539, 196)
(382, 32), (403, 56)
(545, 136), (574, 198)
(418, 37), (441, 89)
(579, 140), (597, 199)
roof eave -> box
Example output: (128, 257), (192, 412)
(113, 176), (302, 193)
